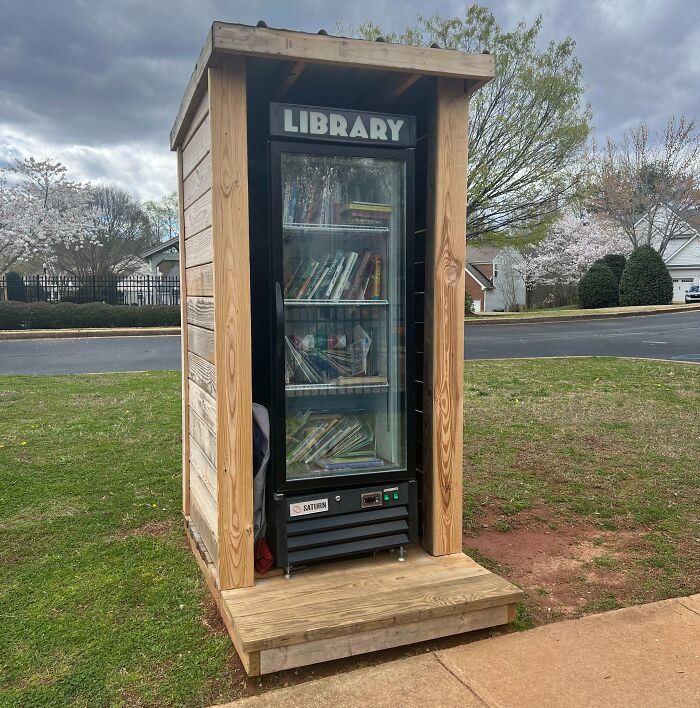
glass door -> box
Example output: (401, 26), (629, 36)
(277, 147), (410, 483)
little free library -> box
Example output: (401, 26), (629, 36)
(171, 21), (522, 676)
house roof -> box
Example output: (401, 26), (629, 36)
(140, 236), (180, 259)
(467, 245), (500, 263)
(466, 264), (495, 290)
(171, 21), (495, 149)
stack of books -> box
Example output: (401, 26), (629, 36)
(285, 249), (382, 301)
(285, 325), (385, 386)
(341, 201), (392, 227)
(282, 175), (394, 228)
(286, 410), (382, 467)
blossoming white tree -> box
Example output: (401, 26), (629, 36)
(521, 211), (631, 289)
(0, 157), (96, 273)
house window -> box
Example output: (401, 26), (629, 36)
(493, 262), (498, 278)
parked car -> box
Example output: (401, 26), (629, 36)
(685, 284), (700, 303)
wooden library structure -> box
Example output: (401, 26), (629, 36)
(171, 21), (522, 676)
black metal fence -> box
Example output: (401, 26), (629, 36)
(0, 274), (180, 306)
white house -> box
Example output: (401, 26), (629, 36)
(634, 208), (700, 302)
(139, 236), (180, 277)
(465, 246), (527, 312)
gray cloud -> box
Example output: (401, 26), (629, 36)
(1, 1), (698, 199)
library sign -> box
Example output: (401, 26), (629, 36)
(270, 103), (416, 147)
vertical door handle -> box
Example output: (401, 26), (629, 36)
(275, 281), (284, 359)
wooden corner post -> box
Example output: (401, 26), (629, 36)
(423, 78), (469, 555)
(177, 147), (191, 517)
(209, 59), (255, 589)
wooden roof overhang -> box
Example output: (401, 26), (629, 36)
(170, 22), (495, 150)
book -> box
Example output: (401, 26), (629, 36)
(304, 255), (332, 299)
(323, 255), (346, 299)
(334, 375), (387, 386)
(331, 251), (358, 300)
(316, 456), (385, 471)
(297, 260), (320, 298)
(370, 255), (382, 300)
(345, 250), (371, 299)
(314, 250), (343, 300)
(342, 201), (392, 213)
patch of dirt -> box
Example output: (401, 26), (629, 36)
(464, 506), (655, 622)
(116, 519), (175, 539)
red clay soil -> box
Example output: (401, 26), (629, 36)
(465, 506), (656, 623)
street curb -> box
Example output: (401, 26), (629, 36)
(464, 303), (700, 325)
(0, 327), (181, 341)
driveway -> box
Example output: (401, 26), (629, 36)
(0, 311), (698, 375)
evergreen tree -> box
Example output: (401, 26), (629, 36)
(578, 262), (619, 309)
(619, 246), (673, 306)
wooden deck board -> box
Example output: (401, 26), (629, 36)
(221, 549), (523, 664)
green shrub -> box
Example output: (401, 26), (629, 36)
(619, 246), (673, 306)
(596, 254), (627, 284)
(0, 302), (181, 330)
(465, 290), (475, 315)
(577, 262), (619, 309)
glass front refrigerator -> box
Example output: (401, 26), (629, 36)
(268, 131), (418, 574)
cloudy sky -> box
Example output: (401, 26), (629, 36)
(1, 1), (698, 200)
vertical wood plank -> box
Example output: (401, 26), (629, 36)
(177, 147), (191, 517)
(210, 59), (255, 590)
(423, 78), (469, 556)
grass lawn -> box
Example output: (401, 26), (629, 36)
(1, 359), (698, 705)
(463, 358), (700, 625)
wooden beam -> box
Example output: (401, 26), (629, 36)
(275, 60), (306, 98)
(171, 26), (213, 150)
(212, 23), (495, 81)
(370, 73), (422, 105)
(209, 59), (255, 590)
(177, 147), (191, 517)
(423, 78), (469, 556)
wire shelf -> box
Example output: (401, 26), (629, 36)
(285, 299), (389, 307)
(283, 222), (389, 234)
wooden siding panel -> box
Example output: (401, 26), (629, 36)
(188, 351), (216, 397)
(187, 296), (215, 330)
(190, 496), (218, 564)
(186, 263), (213, 297)
(189, 379), (217, 432)
(184, 227), (213, 268)
(190, 435), (217, 500)
(182, 89), (209, 148)
(184, 189), (212, 237)
(210, 61), (255, 590)
(190, 453), (218, 520)
(190, 409), (216, 468)
(183, 152), (212, 209)
(423, 79), (468, 556)
(188, 324), (214, 364)
(182, 114), (210, 179)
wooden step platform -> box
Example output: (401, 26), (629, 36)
(220, 549), (524, 675)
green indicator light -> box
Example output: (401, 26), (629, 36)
(383, 494), (390, 501)
(393, 493), (399, 500)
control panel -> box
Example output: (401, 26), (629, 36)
(361, 491), (382, 508)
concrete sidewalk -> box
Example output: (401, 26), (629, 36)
(220, 595), (700, 707)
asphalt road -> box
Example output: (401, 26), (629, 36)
(0, 334), (182, 375)
(0, 311), (698, 375)
(464, 310), (700, 362)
